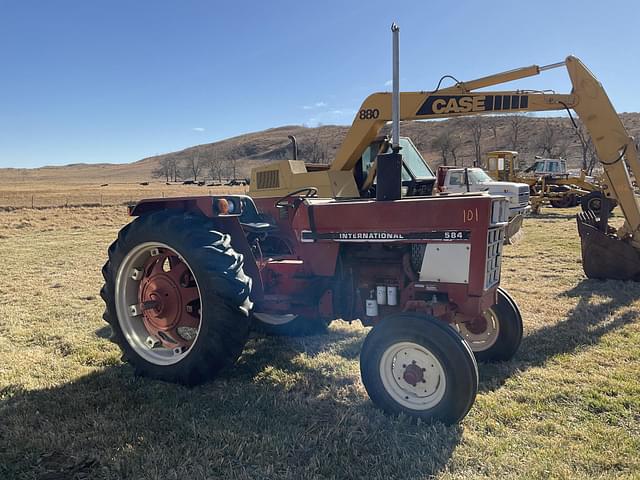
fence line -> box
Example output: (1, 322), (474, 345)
(0, 187), (249, 210)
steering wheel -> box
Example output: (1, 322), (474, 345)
(275, 187), (318, 208)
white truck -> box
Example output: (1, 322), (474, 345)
(436, 166), (531, 242)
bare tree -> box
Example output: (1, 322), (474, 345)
(183, 152), (203, 182)
(431, 127), (461, 166)
(168, 158), (179, 182)
(206, 154), (226, 183)
(152, 157), (180, 182)
(432, 130), (452, 165)
(449, 135), (462, 166)
(573, 120), (598, 173)
(152, 157), (172, 182)
(302, 129), (329, 164)
(468, 117), (483, 165)
(554, 138), (571, 159)
(487, 116), (500, 150)
(535, 120), (558, 157)
(508, 114), (524, 151)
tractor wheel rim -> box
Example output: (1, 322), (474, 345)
(588, 198), (601, 211)
(115, 242), (202, 366)
(456, 308), (500, 352)
(379, 341), (446, 410)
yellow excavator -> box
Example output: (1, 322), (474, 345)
(249, 56), (640, 281)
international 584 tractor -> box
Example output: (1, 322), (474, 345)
(101, 26), (640, 424)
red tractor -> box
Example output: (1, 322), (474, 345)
(101, 186), (522, 424)
(100, 27), (523, 424)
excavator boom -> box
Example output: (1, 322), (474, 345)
(329, 56), (640, 280)
(250, 55), (640, 280)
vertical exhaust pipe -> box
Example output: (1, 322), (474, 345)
(391, 23), (400, 152)
(288, 135), (298, 160)
(376, 23), (403, 201)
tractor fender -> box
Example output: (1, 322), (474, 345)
(128, 196), (264, 299)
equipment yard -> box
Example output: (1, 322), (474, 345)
(1, 203), (638, 479)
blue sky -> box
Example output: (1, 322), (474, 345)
(1, 0), (638, 168)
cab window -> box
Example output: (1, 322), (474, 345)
(449, 172), (463, 186)
(533, 161), (546, 173)
(398, 138), (435, 179)
(360, 137), (435, 181)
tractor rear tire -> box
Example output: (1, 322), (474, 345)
(360, 313), (478, 424)
(456, 287), (523, 362)
(100, 211), (252, 386)
(252, 314), (329, 336)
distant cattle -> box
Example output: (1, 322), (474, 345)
(225, 179), (248, 186)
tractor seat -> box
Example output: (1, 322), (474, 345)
(238, 196), (279, 234)
(241, 221), (278, 234)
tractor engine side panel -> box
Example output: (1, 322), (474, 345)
(291, 196), (496, 297)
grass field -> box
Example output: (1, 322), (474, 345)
(0, 181), (247, 209)
(0, 204), (639, 479)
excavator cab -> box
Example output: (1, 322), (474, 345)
(355, 136), (436, 197)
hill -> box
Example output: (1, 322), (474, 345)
(1, 113), (639, 184)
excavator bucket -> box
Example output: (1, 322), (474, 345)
(576, 211), (640, 281)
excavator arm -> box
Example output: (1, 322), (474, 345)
(332, 56), (640, 279)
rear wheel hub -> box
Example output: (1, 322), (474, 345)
(115, 242), (202, 365)
(138, 251), (200, 347)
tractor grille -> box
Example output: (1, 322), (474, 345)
(518, 185), (530, 206)
(485, 227), (504, 289)
(256, 170), (279, 189)
(490, 198), (509, 225)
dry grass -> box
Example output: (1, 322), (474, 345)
(0, 204), (639, 479)
(0, 181), (247, 209)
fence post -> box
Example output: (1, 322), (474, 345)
(31, 195), (34, 208)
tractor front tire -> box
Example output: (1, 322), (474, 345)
(101, 211), (252, 386)
(360, 313), (478, 424)
(456, 287), (523, 362)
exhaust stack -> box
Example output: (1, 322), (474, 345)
(376, 23), (402, 202)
